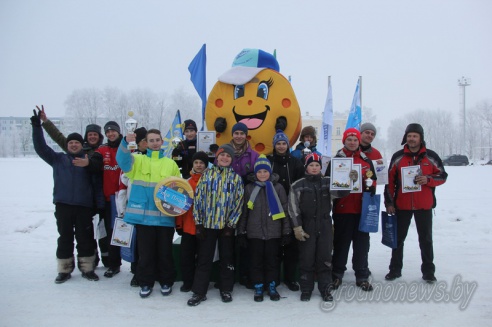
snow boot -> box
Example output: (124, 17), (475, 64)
(268, 281), (280, 301)
(55, 257), (74, 284)
(254, 283), (264, 302)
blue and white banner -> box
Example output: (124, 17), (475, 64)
(345, 78), (361, 130)
(162, 110), (183, 157)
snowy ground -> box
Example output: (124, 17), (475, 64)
(0, 158), (491, 326)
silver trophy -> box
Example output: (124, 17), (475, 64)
(171, 130), (183, 160)
(125, 111), (138, 150)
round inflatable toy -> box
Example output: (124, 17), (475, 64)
(205, 49), (301, 155)
(154, 177), (194, 216)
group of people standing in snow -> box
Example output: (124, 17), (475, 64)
(31, 106), (447, 306)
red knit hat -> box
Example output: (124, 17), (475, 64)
(342, 128), (361, 144)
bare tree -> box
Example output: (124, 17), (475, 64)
(64, 88), (103, 134)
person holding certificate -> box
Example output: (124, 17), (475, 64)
(383, 123), (447, 283)
(327, 128), (377, 292)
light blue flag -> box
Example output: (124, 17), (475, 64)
(162, 110), (183, 157)
(188, 44), (207, 130)
(345, 78), (361, 130)
(318, 77), (334, 157)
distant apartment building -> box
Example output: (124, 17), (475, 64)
(0, 116), (65, 157)
(298, 112), (346, 157)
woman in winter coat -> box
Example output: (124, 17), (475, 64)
(267, 129), (304, 291)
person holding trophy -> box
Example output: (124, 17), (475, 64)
(172, 119), (198, 179)
(116, 127), (181, 298)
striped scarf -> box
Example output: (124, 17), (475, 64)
(247, 181), (285, 220)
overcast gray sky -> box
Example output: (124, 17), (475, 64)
(1, 0), (490, 134)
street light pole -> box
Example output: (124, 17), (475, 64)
(458, 76), (471, 154)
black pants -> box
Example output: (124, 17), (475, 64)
(55, 203), (94, 259)
(101, 202), (121, 268)
(180, 232), (198, 286)
(332, 213), (370, 282)
(136, 225), (176, 288)
(389, 209), (435, 276)
(249, 238), (280, 285)
(298, 220), (333, 293)
(192, 229), (235, 296)
(280, 235), (299, 283)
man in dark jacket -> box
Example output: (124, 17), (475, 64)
(31, 109), (102, 284)
(384, 123), (447, 283)
(36, 105), (106, 267)
(267, 129), (304, 291)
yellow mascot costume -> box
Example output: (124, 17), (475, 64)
(205, 48), (301, 155)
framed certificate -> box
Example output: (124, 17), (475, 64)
(110, 218), (134, 248)
(330, 157), (353, 190)
(351, 164), (362, 193)
(197, 131), (216, 156)
(401, 165), (422, 193)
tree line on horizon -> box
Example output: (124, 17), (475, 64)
(1, 87), (491, 161)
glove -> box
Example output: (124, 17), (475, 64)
(30, 109), (41, 127)
(275, 116), (287, 131)
(214, 117), (227, 133)
(237, 234), (248, 248)
(281, 234), (292, 246)
(293, 226), (310, 242)
(366, 185), (376, 197)
(195, 224), (206, 241)
(221, 225), (235, 237)
(349, 169), (358, 182)
(175, 228), (183, 236)
(209, 143), (219, 153)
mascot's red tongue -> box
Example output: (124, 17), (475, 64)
(239, 118), (263, 129)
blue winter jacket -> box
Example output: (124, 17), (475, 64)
(33, 125), (95, 208)
(116, 138), (181, 227)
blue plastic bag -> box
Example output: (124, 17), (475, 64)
(358, 193), (380, 233)
(381, 211), (397, 249)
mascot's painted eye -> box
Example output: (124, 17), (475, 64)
(234, 85), (245, 99)
(257, 82), (269, 100)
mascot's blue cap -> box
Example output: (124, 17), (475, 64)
(218, 49), (279, 85)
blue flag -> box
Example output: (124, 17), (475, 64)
(162, 110), (183, 157)
(188, 44), (207, 130)
(318, 77), (333, 157)
(345, 78), (361, 130)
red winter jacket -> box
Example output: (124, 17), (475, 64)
(332, 148), (377, 214)
(384, 145), (447, 210)
(175, 170), (202, 235)
(96, 141), (122, 201)
(361, 144), (382, 161)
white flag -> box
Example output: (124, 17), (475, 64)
(318, 77), (334, 157)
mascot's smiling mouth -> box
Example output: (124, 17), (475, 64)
(233, 106), (270, 130)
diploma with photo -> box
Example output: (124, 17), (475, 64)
(110, 218), (134, 248)
(351, 164), (362, 193)
(330, 157), (353, 190)
(401, 165), (422, 193)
